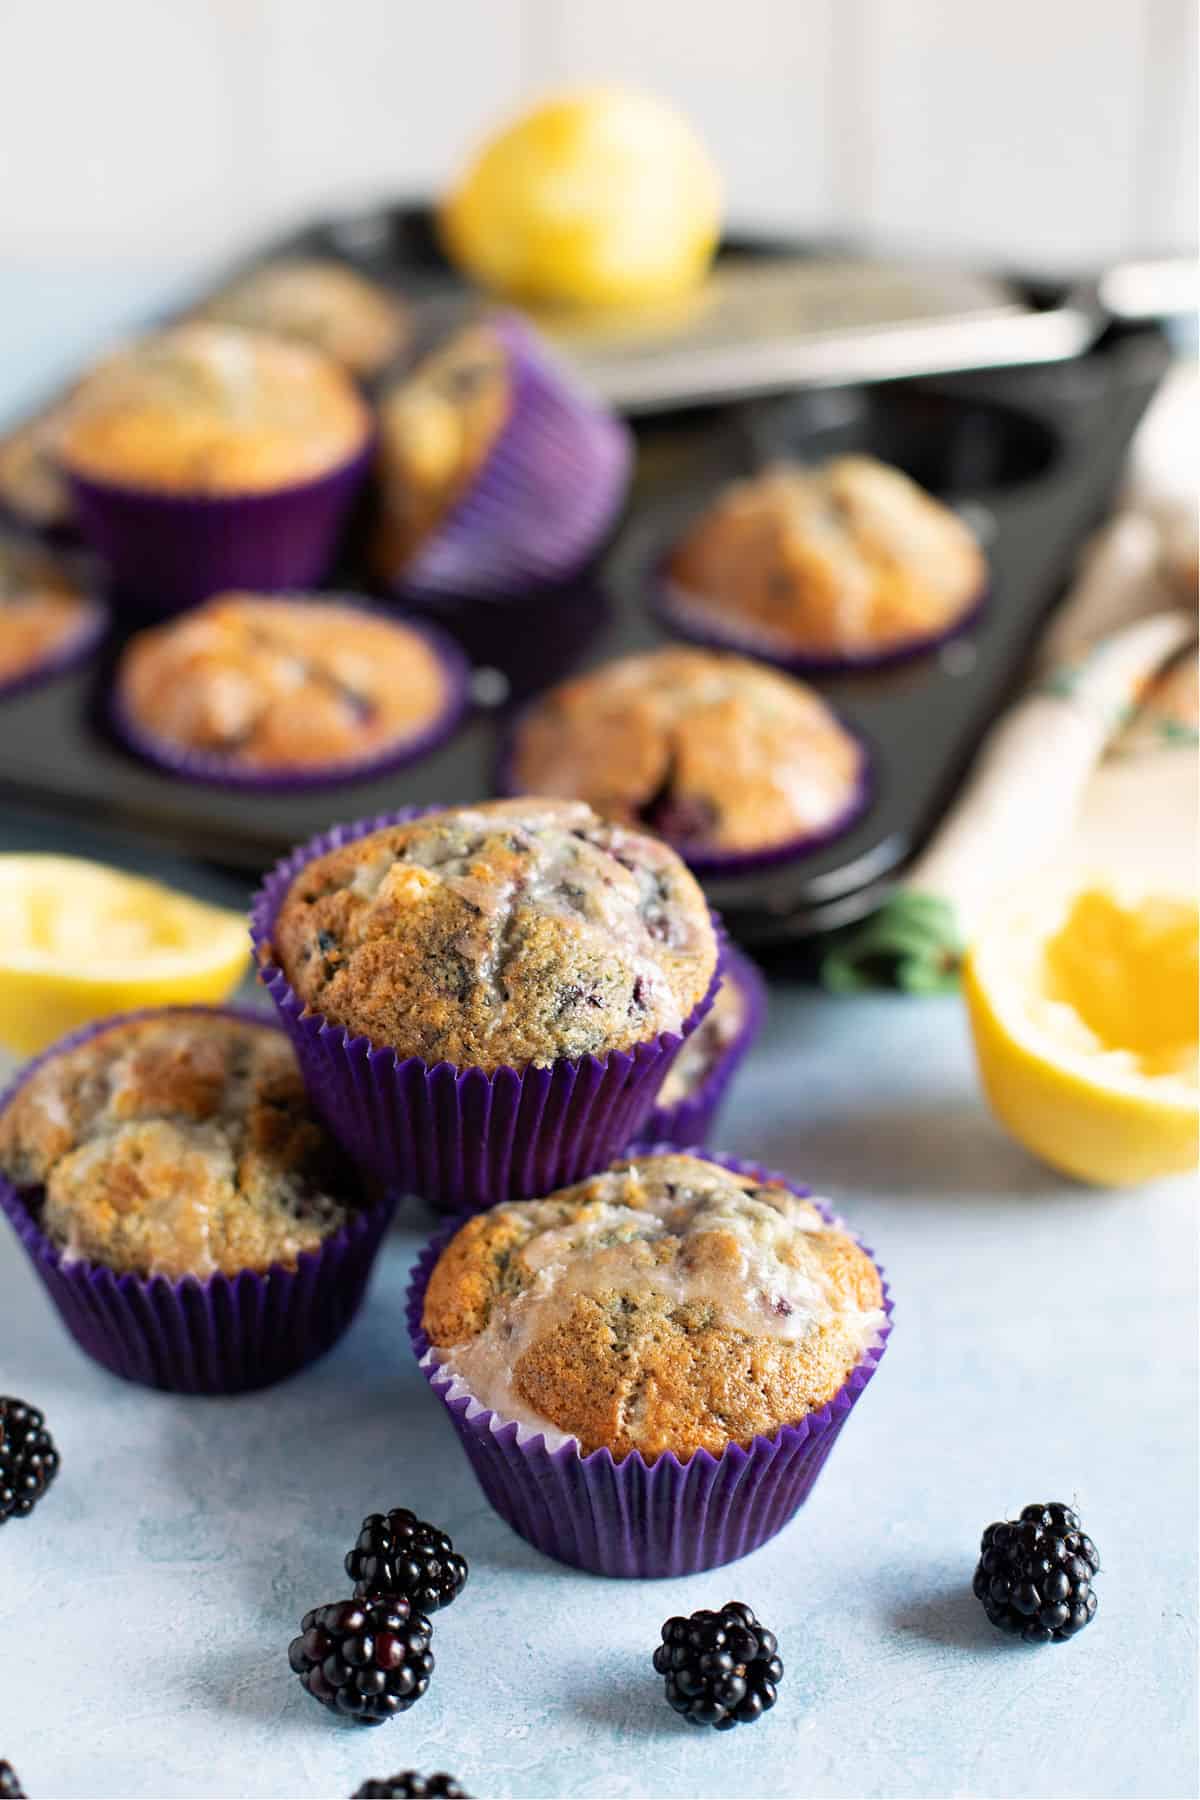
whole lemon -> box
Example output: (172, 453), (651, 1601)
(440, 87), (723, 309)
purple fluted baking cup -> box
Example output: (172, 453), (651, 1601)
(386, 313), (633, 603)
(64, 436), (372, 615)
(108, 596), (471, 792)
(644, 946), (768, 1150)
(0, 1005), (395, 1394)
(495, 699), (875, 878)
(406, 1148), (893, 1577)
(0, 593), (109, 703)
(250, 805), (724, 1212)
(652, 556), (990, 677)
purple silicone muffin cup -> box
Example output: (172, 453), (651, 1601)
(406, 1148), (893, 1577)
(108, 596), (471, 792)
(644, 946), (768, 1150)
(250, 806), (724, 1213)
(64, 436), (372, 616)
(0, 1006), (395, 1394)
(386, 313), (633, 604)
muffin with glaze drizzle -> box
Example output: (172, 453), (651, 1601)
(196, 258), (410, 382)
(0, 1009), (392, 1391)
(254, 799), (721, 1208)
(409, 1150), (891, 1574)
(645, 945), (766, 1148)
(57, 324), (372, 609)
(0, 529), (106, 697)
(112, 592), (466, 787)
(663, 454), (986, 669)
(503, 646), (868, 869)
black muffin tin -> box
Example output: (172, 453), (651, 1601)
(0, 213), (1171, 947)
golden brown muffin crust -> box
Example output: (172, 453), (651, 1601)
(116, 593), (452, 770)
(0, 1012), (358, 1280)
(668, 454), (985, 658)
(508, 646), (864, 855)
(58, 324), (370, 494)
(422, 1154), (885, 1459)
(197, 258), (410, 380)
(268, 798), (717, 1071)
(0, 532), (97, 683)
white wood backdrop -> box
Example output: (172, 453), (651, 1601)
(2, 0), (1196, 271)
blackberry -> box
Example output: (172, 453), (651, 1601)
(653, 1601), (783, 1730)
(0, 1762), (25, 1799)
(346, 1509), (468, 1614)
(974, 1502), (1100, 1644)
(0, 1397), (60, 1525)
(288, 1597), (433, 1725)
(351, 1776), (471, 1798)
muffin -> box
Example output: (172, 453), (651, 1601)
(410, 1150), (891, 1574)
(371, 312), (631, 601)
(663, 454), (987, 669)
(196, 258), (410, 381)
(503, 647), (869, 870)
(58, 324), (372, 609)
(645, 945), (766, 1147)
(0, 530), (106, 697)
(0, 1008), (391, 1392)
(0, 404), (75, 537)
(112, 591), (467, 788)
(253, 799), (722, 1208)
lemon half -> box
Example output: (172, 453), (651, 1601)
(0, 855), (249, 1057)
(963, 881), (1199, 1186)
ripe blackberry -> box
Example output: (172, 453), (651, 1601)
(974, 1502), (1100, 1644)
(288, 1597), (433, 1725)
(0, 1762), (26, 1798)
(346, 1509), (468, 1614)
(653, 1601), (783, 1730)
(0, 1397), (60, 1524)
(351, 1776), (471, 1798)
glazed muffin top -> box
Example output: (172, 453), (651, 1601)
(667, 454), (986, 659)
(507, 647), (865, 856)
(57, 324), (370, 494)
(654, 963), (749, 1111)
(0, 531), (98, 684)
(421, 1152), (885, 1460)
(372, 323), (511, 576)
(0, 1012), (358, 1281)
(268, 798), (718, 1071)
(197, 258), (410, 381)
(116, 592), (455, 772)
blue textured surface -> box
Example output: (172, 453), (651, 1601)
(0, 271), (1196, 1800)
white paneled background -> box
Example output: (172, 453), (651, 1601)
(1, 0), (1196, 272)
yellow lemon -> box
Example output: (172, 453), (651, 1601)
(0, 855), (249, 1057)
(440, 86), (723, 308)
(963, 880), (1199, 1187)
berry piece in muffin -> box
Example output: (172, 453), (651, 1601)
(421, 1153), (885, 1460)
(506, 647), (865, 859)
(667, 454), (986, 662)
(0, 1012), (361, 1281)
(58, 323), (370, 495)
(371, 324), (511, 581)
(115, 593), (457, 775)
(197, 258), (410, 382)
(0, 532), (101, 689)
(267, 799), (717, 1072)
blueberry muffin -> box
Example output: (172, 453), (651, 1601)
(666, 455), (986, 663)
(115, 593), (459, 775)
(653, 965), (748, 1113)
(371, 323), (511, 583)
(0, 403), (74, 535)
(197, 259), (410, 382)
(58, 323), (371, 495)
(0, 1012), (360, 1282)
(267, 798), (717, 1071)
(421, 1152), (886, 1459)
(505, 647), (865, 860)
(0, 531), (102, 689)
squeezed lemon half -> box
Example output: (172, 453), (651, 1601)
(440, 86), (723, 309)
(963, 882), (1199, 1186)
(0, 855), (249, 1057)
